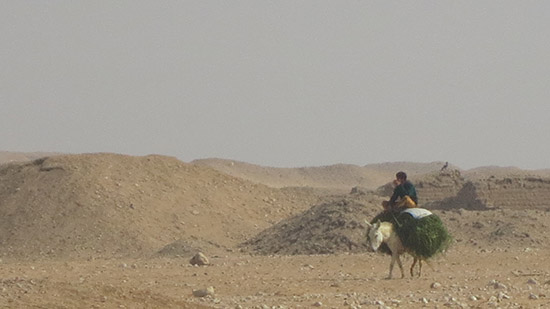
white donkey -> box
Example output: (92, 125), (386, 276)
(365, 220), (422, 279)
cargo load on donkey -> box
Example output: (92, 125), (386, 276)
(366, 208), (452, 278)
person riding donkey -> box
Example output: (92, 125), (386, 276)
(382, 171), (418, 211)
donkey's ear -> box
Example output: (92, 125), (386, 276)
(373, 220), (381, 228)
(364, 220), (372, 228)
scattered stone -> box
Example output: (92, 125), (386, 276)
(313, 301), (322, 306)
(488, 280), (507, 289)
(472, 221), (485, 229)
(190, 252), (209, 266)
(498, 291), (510, 300)
(192, 286), (215, 297)
(529, 293), (539, 300)
(527, 278), (538, 285)
(487, 296), (498, 307)
(431, 282), (442, 289)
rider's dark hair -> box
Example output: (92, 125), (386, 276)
(396, 171), (407, 180)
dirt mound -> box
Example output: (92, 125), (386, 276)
(242, 199), (381, 255)
(0, 153), (319, 260)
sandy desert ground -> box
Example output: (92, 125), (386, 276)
(1, 247), (550, 308)
(1, 152), (549, 308)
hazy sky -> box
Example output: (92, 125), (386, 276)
(2, 1), (550, 169)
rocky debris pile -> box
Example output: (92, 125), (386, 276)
(242, 199), (380, 255)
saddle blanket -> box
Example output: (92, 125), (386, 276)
(401, 208), (433, 219)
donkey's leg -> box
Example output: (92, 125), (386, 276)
(388, 253), (404, 279)
(410, 257), (417, 277)
(387, 253), (402, 279)
(418, 259), (423, 277)
(396, 254), (405, 278)
(387, 254), (396, 279)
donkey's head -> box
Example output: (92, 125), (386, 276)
(365, 220), (384, 251)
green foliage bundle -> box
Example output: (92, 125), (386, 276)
(370, 210), (452, 258)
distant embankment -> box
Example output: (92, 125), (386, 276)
(414, 170), (550, 210)
(192, 158), (450, 191)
